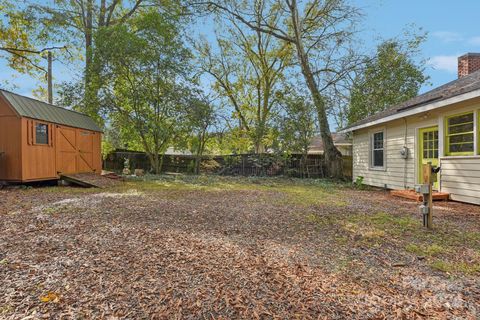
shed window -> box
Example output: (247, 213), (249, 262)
(445, 112), (474, 155)
(371, 131), (384, 168)
(35, 123), (49, 145)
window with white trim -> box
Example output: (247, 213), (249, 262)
(371, 131), (385, 168)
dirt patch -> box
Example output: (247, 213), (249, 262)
(1, 177), (479, 319)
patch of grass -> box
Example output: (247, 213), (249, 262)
(305, 213), (318, 223)
(345, 212), (417, 238)
(42, 207), (60, 215)
(39, 186), (103, 195)
(430, 260), (480, 274)
(0, 305), (13, 314)
(124, 175), (350, 207)
(334, 235), (349, 245)
(339, 211), (480, 275)
(130, 174), (349, 189)
(463, 231), (480, 242)
(368, 212), (417, 231)
(276, 185), (346, 207)
(342, 221), (386, 245)
(305, 212), (338, 227)
(333, 256), (354, 272)
(405, 243), (447, 257)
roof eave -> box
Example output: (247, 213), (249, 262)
(338, 88), (480, 133)
(21, 115), (103, 133)
(0, 91), (22, 118)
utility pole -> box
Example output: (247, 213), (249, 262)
(47, 51), (53, 104)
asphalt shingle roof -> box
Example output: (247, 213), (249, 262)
(1, 90), (102, 132)
(342, 69), (480, 131)
(309, 133), (351, 152)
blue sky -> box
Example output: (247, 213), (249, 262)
(355, 0), (480, 91)
(1, 0), (479, 97)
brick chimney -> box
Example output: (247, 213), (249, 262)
(458, 53), (480, 78)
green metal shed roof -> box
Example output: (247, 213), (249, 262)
(0, 89), (102, 132)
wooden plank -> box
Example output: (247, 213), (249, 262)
(390, 190), (449, 202)
(390, 190), (422, 201)
(0, 115), (22, 180)
(60, 174), (99, 188)
(60, 173), (122, 188)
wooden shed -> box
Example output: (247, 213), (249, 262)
(0, 89), (102, 182)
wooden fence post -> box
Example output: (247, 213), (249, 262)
(422, 163), (433, 229)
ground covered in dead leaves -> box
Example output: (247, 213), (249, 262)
(1, 176), (479, 319)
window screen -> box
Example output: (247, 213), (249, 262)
(372, 131), (384, 168)
(35, 123), (49, 145)
(446, 112), (474, 155)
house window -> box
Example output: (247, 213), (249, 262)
(35, 123), (49, 145)
(371, 131), (384, 168)
(445, 112), (474, 155)
(423, 130), (438, 159)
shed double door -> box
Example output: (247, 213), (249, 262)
(56, 125), (96, 174)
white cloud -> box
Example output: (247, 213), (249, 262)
(432, 31), (463, 43)
(428, 55), (458, 73)
(468, 36), (480, 46)
(431, 31), (480, 46)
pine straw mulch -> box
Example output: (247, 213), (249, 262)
(1, 179), (479, 319)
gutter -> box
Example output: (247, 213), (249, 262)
(338, 88), (480, 133)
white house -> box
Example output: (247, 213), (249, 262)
(308, 133), (352, 156)
(340, 53), (480, 205)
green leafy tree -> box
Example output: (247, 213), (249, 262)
(210, 127), (253, 155)
(95, 9), (194, 173)
(348, 35), (429, 125)
(196, 8), (293, 154)
(0, 0), (70, 91)
(27, 0), (186, 118)
(186, 97), (218, 174)
(274, 91), (317, 176)
(200, 0), (362, 179)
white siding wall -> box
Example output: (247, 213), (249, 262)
(352, 98), (480, 205)
(352, 117), (437, 190)
(440, 157), (480, 205)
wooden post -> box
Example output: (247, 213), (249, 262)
(422, 163), (433, 229)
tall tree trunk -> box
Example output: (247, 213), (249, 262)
(194, 151), (201, 175)
(289, 0), (343, 179)
(146, 152), (157, 174)
(254, 140), (264, 154)
(195, 131), (208, 175)
(85, 0), (93, 85)
(158, 154), (165, 173)
(301, 152), (307, 178)
(148, 152), (164, 175)
(84, 0), (96, 116)
(154, 152), (160, 174)
(99, 0), (107, 27)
